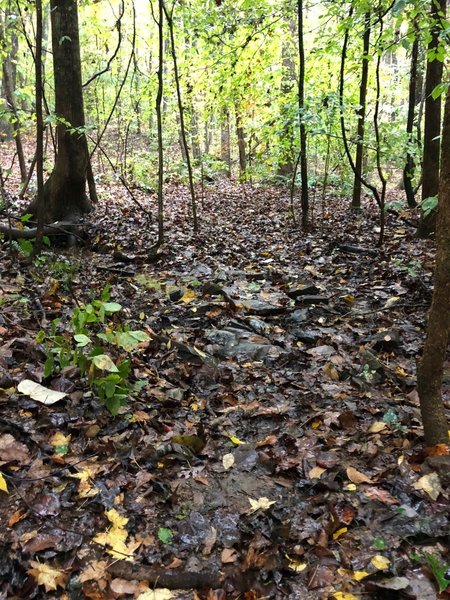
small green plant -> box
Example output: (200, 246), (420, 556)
(38, 285), (149, 414)
(392, 258), (422, 279)
(424, 553), (450, 593)
(421, 196), (438, 218)
(382, 408), (406, 433)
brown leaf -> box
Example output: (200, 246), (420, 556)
(0, 433), (31, 464)
(346, 466), (373, 484)
(221, 548), (238, 563)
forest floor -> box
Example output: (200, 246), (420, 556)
(0, 170), (449, 600)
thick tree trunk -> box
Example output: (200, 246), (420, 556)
(421, 0), (445, 204)
(417, 87), (450, 447)
(31, 0), (91, 223)
(352, 13), (370, 211)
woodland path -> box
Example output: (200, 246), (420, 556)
(0, 179), (449, 599)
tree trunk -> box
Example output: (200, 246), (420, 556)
(417, 86), (450, 447)
(33, 0), (91, 223)
(220, 111), (231, 177)
(277, 18), (296, 177)
(298, 0), (309, 229)
(352, 12), (370, 211)
(403, 22), (419, 208)
(236, 110), (246, 178)
(421, 0), (446, 204)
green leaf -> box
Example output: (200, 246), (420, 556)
(91, 354), (119, 372)
(74, 334), (91, 347)
(425, 554), (450, 593)
(115, 330), (149, 351)
(103, 302), (122, 313)
(421, 196), (438, 217)
(158, 527), (173, 545)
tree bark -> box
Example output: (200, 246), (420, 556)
(30, 0), (91, 223)
(220, 111), (231, 177)
(236, 110), (246, 179)
(417, 86), (450, 447)
(352, 12), (370, 212)
(403, 23), (419, 208)
(298, 0), (308, 229)
(421, 0), (446, 204)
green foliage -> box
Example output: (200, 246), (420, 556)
(38, 286), (149, 415)
(421, 196), (438, 217)
(157, 527), (174, 545)
(424, 553), (450, 593)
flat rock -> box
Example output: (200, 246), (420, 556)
(286, 283), (320, 298)
(239, 299), (286, 316)
(294, 295), (330, 306)
(205, 327), (284, 361)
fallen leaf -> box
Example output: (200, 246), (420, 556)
(229, 435), (245, 445)
(413, 472), (443, 501)
(346, 466), (373, 484)
(368, 421), (387, 433)
(78, 560), (108, 583)
(247, 497), (276, 513)
(18, 380), (66, 405)
(0, 472), (8, 493)
(371, 555), (391, 570)
(223, 453), (235, 470)
(137, 589), (174, 600)
(28, 561), (68, 592)
(363, 487), (399, 505)
(333, 527), (347, 540)
(180, 289), (196, 303)
(308, 466), (326, 480)
(0, 433), (31, 464)
(338, 567), (369, 581)
(221, 548), (238, 563)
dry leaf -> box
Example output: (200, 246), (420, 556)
(247, 496), (276, 513)
(18, 380), (66, 405)
(0, 472), (8, 493)
(346, 466), (373, 484)
(222, 453), (235, 470)
(137, 589), (174, 600)
(28, 561), (68, 592)
(308, 466), (326, 480)
(221, 548), (238, 563)
(368, 421), (387, 433)
(371, 555), (391, 570)
(413, 473), (443, 501)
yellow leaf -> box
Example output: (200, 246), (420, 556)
(344, 483), (357, 492)
(229, 436), (245, 445)
(105, 508), (128, 529)
(0, 472), (8, 493)
(50, 432), (71, 447)
(333, 527), (347, 540)
(193, 346), (206, 358)
(341, 294), (356, 304)
(333, 592), (360, 599)
(222, 453), (235, 470)
(180, 289), (196, 303)
(28, 561), (67, 592)
(371, 555), (391, 570)
(368, 421), (387, 433)
(287, 559), (307, 572)
(338, 567), (369, 581)
(311, 420), (321, 429)
(413, 473), (443, 501)
(247, 497), (276, 513)
(384, 296), (401, 308)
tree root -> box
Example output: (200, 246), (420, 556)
(107, 561), (222, 589)
(0, 220), (83, 241)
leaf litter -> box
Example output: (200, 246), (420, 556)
(0, 175), (449, 599)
